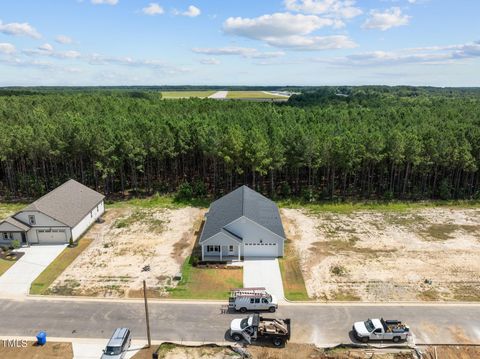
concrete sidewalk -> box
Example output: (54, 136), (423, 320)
(243, 258), (285, 301)
(0, 245), (66, 297)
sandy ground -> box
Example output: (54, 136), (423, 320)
(281, 207), (480, 301)
(134, 344), (417, 359)
(51, 206), (204, 297)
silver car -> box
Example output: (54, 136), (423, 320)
(101, 328), (131, 359)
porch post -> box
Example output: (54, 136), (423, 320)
(201, 245), (204, 261)
(220, 246), (223, 261)
(238, 244), (241, 261)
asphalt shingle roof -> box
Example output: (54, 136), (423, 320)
(22, 179), (105, 227)
(0, 216), (31, 231)
(199, 185), (285, 243)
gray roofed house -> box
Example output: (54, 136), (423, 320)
(199, 185), (286, 261)
(0, 179), (105, 246)
(24, 179), (105, 227)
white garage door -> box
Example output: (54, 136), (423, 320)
(244, 242), (278, 257)
(37, 229), (67, 244)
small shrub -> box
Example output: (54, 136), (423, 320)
(192, 180), (207, 197)
(10, 240), (20, 250)
(191, 255), (199, 267)
(69, 237), (74, 247)
(175, 182), (194, 201)
(331, 265), (347, 276)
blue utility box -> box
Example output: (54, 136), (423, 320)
(36, 331), (47, 345)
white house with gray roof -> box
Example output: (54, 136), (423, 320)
(199, 185), (285, 261)
(0, 179), (105, 246)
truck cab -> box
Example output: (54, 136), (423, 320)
(353, 318), (410, 343)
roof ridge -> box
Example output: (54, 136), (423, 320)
(241, 185), (245, 217)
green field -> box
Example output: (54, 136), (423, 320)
(226, 91), (290, 99)
(161, 91), (216, 99)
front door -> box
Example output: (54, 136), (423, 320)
(21, 232), (27, 244)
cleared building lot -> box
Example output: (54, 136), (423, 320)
(282, 207), (480, 301)
(50, 206), (204, 297)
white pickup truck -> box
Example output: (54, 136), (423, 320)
(353, 318), (410, 343)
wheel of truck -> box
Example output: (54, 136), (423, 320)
(272, 337), (284, 347)
(361, 337), (369, 343)
(232, 334), (243, 342)
(268, 306), (276, 313)
(240, 307), (247, 313)
(393, 336), (400, 343)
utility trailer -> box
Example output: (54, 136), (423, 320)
(228, 287), (278, 313)
(353, 318), (410, 343)
(230, 313), (291, 347)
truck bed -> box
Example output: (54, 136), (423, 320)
(381, 319), (409, 333)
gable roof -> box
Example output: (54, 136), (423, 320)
(0, 216), (31, 232)
(20, 179), (105, 227)
(199, 185), (285, 243)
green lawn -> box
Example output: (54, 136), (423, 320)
(278, 199), (480, 214)
(168, 257), (243, 300)
(30, 238), (93, 295)
(106, 193), (209, 210)
(278, 240), (310, 301)
(0, 202), (27, 219)
(161, 91), (216, 99)
(0, 258), (16, 276)
(226, 91), (289, 99)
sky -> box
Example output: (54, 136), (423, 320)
(0, 0), (479, 86)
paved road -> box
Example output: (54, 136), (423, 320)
(208, 91), (228, 99)
(1, 299), (479, 346)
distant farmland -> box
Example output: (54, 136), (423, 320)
(161, 91), (216, 99)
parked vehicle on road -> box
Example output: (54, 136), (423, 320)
(101, 328), (131, 359)
(230, 313), (291, 347)
(228, 287), (278, 313)
(353, 318), (410, 343)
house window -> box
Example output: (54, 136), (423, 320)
(2, 233), (8, 240)
(9, 233), (13, 240)
(206, 245), (220, 252)
(28, 215), (36, 225)
(229, 245), (234, 252)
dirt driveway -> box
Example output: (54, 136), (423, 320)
(50, 206), (204, 297)
(281, 207), (480, 301)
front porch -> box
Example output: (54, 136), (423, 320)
(201, 243), (241, 262)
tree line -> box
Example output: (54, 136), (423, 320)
(0, 87), (479, 201)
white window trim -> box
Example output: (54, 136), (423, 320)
(28, 215), (36, 225)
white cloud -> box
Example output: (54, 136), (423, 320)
(192, 47), (285, 58)
(56, 35), (73, 44)
(314, 41), (480, 66)
(38, 43), (54, 52)
(223, 13), (355, 50)
(199, 57), (220, 65)
(285, 0), (362, 19)
(0, 42), (16, 54)
(363, 7), (411, 31)
(183, 5), (201, 17)
(173, 5), (201, 17)
(0, 21), (41, 38)
(91, 0), (118, 4)
(142, 3), (164, 16)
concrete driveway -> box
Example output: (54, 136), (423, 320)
(72, 338), (143, 359)
(243, 258), (285, 300)
(0, 245), (66, 297)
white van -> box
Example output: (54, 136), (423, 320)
(228, 288), (278, 313)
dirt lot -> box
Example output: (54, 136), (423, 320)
(50, 206), (204, 297)
(281, 207), (480, 301)
(134, 343), (419, 359)
(0, 341), (72, 358)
